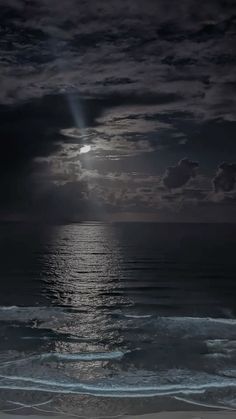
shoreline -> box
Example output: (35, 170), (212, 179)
(0, 411), (236, 419)
(130, 413), (236, 419)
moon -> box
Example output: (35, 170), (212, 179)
(79, 145), (91, 154)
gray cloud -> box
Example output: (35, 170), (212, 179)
(1, 0), (236, 221)
(213, 162), (236, 192)
(0, 0), (235, 123)
(163, 158), (199, 190)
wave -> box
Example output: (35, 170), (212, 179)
(40, 351), (126, 362)
(124, 314), (153, 319)
(205, 339), (236, 357)
(20, 335), (92, 342)
(206, 339), (236, 350)
(161, 315), (236, 325)
(0, 306), (18, 310)
(1, 306), (235, 325)
(218, 369), (236, 379)
(0, 305), (64, 313)
(174, 396), (236, 411)
(116, 311), (236, 325)
(0, 351), (127, 367)
(0, 370), (236, 398)
(0, 306), (67, 323)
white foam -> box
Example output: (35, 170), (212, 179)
(205, 339), (236, 357)
(0, 306), (67, 323)
(174, 396), (236, 411)
(1, 371), (236, 397)
(41, 351), (126, 361)
(165, 315), (236, 325)
(0, 351), (127, 367)
(1, 307), (235, 327)
(0, 306), (18, 310)
(206, 339), (236, 349)
(119, 313), (236, 326)
(124, 314), (153, 319)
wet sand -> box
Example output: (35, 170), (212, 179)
(0, 411), (236, 419)
(126, 412), (236, 419)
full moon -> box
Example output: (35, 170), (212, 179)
(79, 145), (91, 154)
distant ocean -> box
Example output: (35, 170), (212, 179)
(0, 222), (236, 416)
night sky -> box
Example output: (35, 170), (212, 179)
(1, 0), (236, 222)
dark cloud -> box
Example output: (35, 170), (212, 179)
(163, 158), (199, 190)
(0, 91), (179, 219)
(0, 0), (235, 123)
(0, 0), (236, 221)
(0, 91), (181, 175)
(163, 188), (207, 202)
(213, 162), (236, 192)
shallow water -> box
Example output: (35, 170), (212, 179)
(0, 222), (236, 416)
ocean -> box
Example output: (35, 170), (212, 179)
(0, 222), (236, 416)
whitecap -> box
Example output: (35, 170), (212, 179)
(1, 370), (236, 398)
(124, 314), (153, 319)
(0, 306), (18, 310)
(205, 339), (236, 356)
(0, 306), (67, 323)
(0, 350), (126, 367)
(40, 351), (126, 362)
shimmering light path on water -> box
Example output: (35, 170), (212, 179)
(0, 223), (236, 416)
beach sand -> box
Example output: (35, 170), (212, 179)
(126, 412), (236, 419)
(0, 411), (236, 419)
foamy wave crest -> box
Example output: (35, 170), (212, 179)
(164, 315), (236, 325)
(0, 370), (236, 398)
(1, 307), (235, 327)
(0, 351), (127, 367)
(40, 351), (126, 362)
(174, 396), (236, 411)
(117, 313), (236, 326)
(0, 306), (67, 322)
(0, 306), (18, 310)
(205, 339), (236, 358)
(124, 314), (153, 319)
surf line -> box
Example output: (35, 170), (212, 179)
(174, 396), (236, 411)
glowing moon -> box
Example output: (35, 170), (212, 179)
(79, 145), (91, 154)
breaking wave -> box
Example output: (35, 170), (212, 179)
(0, 370), (236, 398)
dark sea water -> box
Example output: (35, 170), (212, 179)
(0, 222), (236, 416)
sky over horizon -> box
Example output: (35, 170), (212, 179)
(0, 0), (236, 222)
